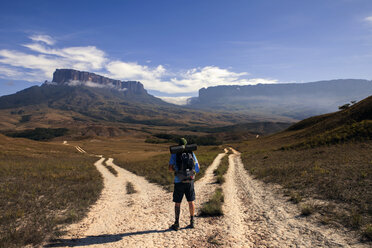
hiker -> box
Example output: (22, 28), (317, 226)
(169, 138), (199, 230)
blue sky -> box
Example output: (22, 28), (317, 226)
(1, 0), (372, 103)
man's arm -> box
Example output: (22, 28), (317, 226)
(169, 154), (176, 172)
(193, 153), (199, 173)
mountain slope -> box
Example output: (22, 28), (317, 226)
(188, 79), (372, 119)
(235, 95), (372, 238)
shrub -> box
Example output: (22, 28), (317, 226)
(19, 114), (31, 123)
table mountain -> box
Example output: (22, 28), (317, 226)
(52, 69), (146, 95)
(188, 79), (372, 120)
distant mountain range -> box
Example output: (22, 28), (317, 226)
(187, 79), (372, 119)
(0, 69), (257, 135)
(0, 69), (371, 137)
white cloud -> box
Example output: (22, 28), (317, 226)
(106, 61), (165, 81)
(158, 96), (190, 105)
(29, 34), (55, 45)
(365, 16), (372, 23)
(22, 43), (107, 70)
(0, 34), (279, 95)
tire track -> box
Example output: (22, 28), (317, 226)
(222, 148), (367, 248)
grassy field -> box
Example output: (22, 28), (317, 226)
(235, 127), (372, 240)
(0, 135), (102, 247)
(240, 141), (372, 230)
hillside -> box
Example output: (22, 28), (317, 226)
(188, 79), (372, 120)
(284, 95), (372, 147)
(235, 95), (372, 239)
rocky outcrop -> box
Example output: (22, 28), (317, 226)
(52, 69), (147, 95)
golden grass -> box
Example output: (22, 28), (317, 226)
(0, 135), (102, 247)
(238, 137), (372, 238)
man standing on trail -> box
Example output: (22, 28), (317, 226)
(169, 138), (199, 231)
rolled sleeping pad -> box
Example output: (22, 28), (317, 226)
(169, 144), (197, 154)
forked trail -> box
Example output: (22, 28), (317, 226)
(46, 152), (227, 247)
(46, 148), (367, 248)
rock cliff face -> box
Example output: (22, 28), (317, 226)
(52, 69), (147, 95)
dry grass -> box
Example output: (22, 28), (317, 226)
(214, 154), (229, 184)
(199, 188), (224, 216)
(103, 159), (118, 176)
(126, 182), (137, 194)
(0, 135), (102, 247)
(239, 140), (372, 237)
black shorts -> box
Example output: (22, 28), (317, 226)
(173, 181), (195, 203)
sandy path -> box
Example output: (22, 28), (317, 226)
(221, 148), (368, 248)
(45, 147), (367, 247)
(46, 152), (227, 248)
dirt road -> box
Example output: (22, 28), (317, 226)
(46, 148), (367, 247)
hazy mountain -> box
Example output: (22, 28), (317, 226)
(188, 79), (372, 120)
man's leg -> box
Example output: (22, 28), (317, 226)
(171, 183), (183, 230)
(188, 201), (195, 228)
(188, 201), (195, 216)
(175, 202), (181, 224)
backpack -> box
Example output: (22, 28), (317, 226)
(175, 152), (195, 182)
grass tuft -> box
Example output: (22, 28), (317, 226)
(126, 182), (137, 194)
(362, 224), (372, 240)
(105, 165), (118, 176)
(290, 192), (303, 204)
(213, 154), (229, 184)
(300, 203), (314, 216)
(200, 188), (224, 216)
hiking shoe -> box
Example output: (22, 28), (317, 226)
(188, 220), (194, 229)
(170, 222), (179, 231)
